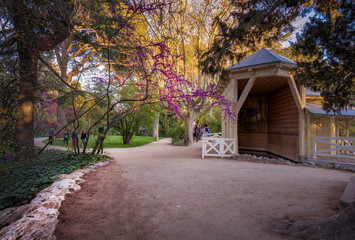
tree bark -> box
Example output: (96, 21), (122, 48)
(152, 112), (159, 141)
(55, 39), (70, 137)
(184, 108), (196, 145)
(10, 0), (73, 160)
(57, 91), (68, 137)
(14, 43), (38, 160)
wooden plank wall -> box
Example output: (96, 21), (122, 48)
(238, 86), (299, 160)
(267, 86), (299, 159)
(239, 132), (268, 150)
(238, 95), (268, 150)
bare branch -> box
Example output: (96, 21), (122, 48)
(38, 56), (78, 91)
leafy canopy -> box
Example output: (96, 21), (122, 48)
(293, 0), (354, 113)
(202, 0), (354, 113)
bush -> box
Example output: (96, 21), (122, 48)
(168, 124), (186, 146)
(0, 149), (109, 210)
(0, 122), (15, 156)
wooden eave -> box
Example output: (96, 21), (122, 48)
(218, 62), (296, 94)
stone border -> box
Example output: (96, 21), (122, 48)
(0, 160), (111, 240)
(304, 159), (355, 172)
(340, 176), (355, 210)
(235, 153), (355, 172)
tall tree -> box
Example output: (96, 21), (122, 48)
(202, 0), (353, 112)
(293, 0), (354, 113)
(145, 0), (234, 144)
(0, 0), (74, 160)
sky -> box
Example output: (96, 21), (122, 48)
(282, 10), (316, 48)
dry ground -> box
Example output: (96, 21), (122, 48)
(51, 138), (353, 240)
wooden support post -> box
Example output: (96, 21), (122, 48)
(335, 118), (339, 155)
(330, 117), (336, 155)
(235, 75), (256, 115)
(287, 76), (303, 112)
(299, 109), (306, 160)
(313, 137), (317, 159)
(288, 76), (306, 160)
(307, 112), (311, 158)
(231, 79), (238, 154)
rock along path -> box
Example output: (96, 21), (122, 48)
(50, 138), (353, 240)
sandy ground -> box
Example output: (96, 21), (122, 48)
(36, 138), (354, 240)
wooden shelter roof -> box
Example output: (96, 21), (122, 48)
(218, 49), (297, 94)
(227, 48), (296, 71)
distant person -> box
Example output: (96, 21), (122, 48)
(49, 129), (55, 145)
(63, 131), (69, 145)
(194, 125), (200, 143)
(71, 130), (79, 154)
(81, 130), (87, 148)
(204, 124), (210, 134)
(98, 126), (104, 134)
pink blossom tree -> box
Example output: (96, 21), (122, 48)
(1, 0), (235, 158)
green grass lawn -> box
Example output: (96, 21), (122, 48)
(43, 135), (162, 148)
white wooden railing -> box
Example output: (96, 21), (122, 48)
(202, 132), (222, 139)
(313, 137), (355, 159)
(202, 137), (236, 158)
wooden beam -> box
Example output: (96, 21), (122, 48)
(287, 76), (303, 112)
(287, 76), (306, 160)
(307, 112), (311, 158)
(235, 75), (256, 114)
(299, 109), (306, 160)
(231, 79), (239, 154)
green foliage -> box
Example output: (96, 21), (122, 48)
(113, 112), (144, 145)
(195, 106), (222, 133)
(0, 149), (109, 210)
(112, 84), (156, 145)
(202, 0), (354, 113)
(0, 124), (15, 156)
(293, 1), (355, 113)
(339, 122), (355, 137)
(0, 72), (18, 155)
(168, 121), (186, 146)
(201, 0), (300, 76)
(158, 113), (179, 137)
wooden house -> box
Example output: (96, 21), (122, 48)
(304, 90), (355, 159)
(218, 48), (354, 161)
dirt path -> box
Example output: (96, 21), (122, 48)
(53, 138), (353, 240)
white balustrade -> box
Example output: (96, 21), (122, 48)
(202, 137), (236, 158)
(201, 132), (222, 139)
(313, 137), (355, 159)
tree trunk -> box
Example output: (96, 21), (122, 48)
(14, 43), (38, 160)
(184, 112), (195, 145)
(56, 91), (67, 137)
(92, 133), (105, 154)
(164, 112), (167, 137)
(55, 40), (70, 138)
(152, 112), (159, 141)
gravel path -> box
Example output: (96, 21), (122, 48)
(47, 138), (353, 240)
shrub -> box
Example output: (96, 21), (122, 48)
(0, 149), (109, 210)
(168, 124), (186, 146)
